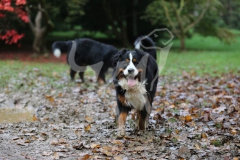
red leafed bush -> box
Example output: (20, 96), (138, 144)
(0, 0), (28, 45)
(0, 29), (24, 45)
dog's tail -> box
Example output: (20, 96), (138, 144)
(52, 41), (72, 58)
(134, 36), (156, 60)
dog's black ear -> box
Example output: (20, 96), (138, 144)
(112, 48), (127, 66)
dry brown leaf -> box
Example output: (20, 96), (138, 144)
(111, 140), (123, 145)
(230, 129), (237, 135)
(50, 140), (59, 145)
(53, 152), (59, 160)
(100, 149), (112, 157)
(59, 138), (67, 144)
(227, 82), (235, 88)
(85, 116), (93, 123)
(91, 143), (100, 149)
(201, 133), (208, 139)
(77, 154), (91, 160)
(24, 140), (31, 143)
(33, 114), (38, 121)
(45, 95), (54, 103)
(114, 156), (123, 160)
(195, 143), (201, 150)
(134, 146), (145, 151)
(102, 145), (112, 151)
(84, 124), (91, 131)
(58, 93), (63, 97)
(53, 72), (60, 78)
(175, 129), (180, 134)
(185, 115), (192, 122)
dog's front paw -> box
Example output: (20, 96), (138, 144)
(117, 128), (126, 139)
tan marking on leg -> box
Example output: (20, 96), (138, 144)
(118, 95), (127, 106)
(118, 111), (128, 137)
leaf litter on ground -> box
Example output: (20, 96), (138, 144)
(0, 68), (239, 159)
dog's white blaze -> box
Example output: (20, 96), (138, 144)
(123, 53), (139, 76)
(135, 41), (141, 49)
(54, 49), (61, 58)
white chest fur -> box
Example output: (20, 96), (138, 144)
(118, 79), (147, 110)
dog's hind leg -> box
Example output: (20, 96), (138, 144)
(70, 68), (76, 81)
(79, 66), (86, 82)
(97, 68), (107, 84)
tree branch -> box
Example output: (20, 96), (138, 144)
(161, 0), (180, 39)
(184, 0), (210, 32)
(25, 6), (35, 32)
(178, 0), (184, 14)
(171, 1), (184, 38)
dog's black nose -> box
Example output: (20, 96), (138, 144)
(128, 69), (134, 74)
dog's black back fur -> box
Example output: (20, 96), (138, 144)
(52, 38), (118, 83)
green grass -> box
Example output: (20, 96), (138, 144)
(160, 50), (240, 76)
(1, 31), (240, 89)
(0, 61), (95, 90)
(158, 31), (240, 76)
(172, 30), (240, 51)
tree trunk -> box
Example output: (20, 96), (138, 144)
(26, 3), (54, 55)
(180, 36), (185, 51)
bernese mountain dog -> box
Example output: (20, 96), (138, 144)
(52, 38), (118, 83)
(112, 36), (158, 137)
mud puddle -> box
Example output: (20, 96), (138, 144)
(0, 107), (35, 123)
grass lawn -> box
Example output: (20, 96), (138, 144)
(161, 50), (240, 76)
(0, 32), (239, 89)
(160, 31), (240, 76)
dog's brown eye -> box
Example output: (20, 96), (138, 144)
(126, 59), (129, 62)
(132, 59), (137, 63)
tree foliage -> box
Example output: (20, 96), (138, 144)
(0, 0), (28, 45)
(143, 0), (235, 50)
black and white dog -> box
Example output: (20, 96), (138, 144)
(112, 36), (158, 137)
(52, 38), (118, 83)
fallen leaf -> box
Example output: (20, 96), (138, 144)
(84, 124), (91, 131)
(134, 146), (145, 151)
(201, 133), (208, 139)
(85, 116), (93, 123)
(111, 140), (123, 145)
(45, 95), (54, 103)
(91, 143), (100, 149)
(77, 154), (91, 160)
(53, 152), (59, 159)
(59, 138), (67, 144)
(230, 129), (237, 135)
(102, 146), (112, 151)
(195, 143), (201, 150)
(100, 149), (112, 157)
(33, 114), (38, 121)
(114, 156), (123, 160)
(185, 115), (192, 122)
